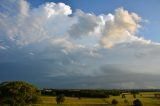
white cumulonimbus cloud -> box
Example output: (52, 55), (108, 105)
(0, 0), (157, 49)
(0, 0), (73, 46)
(99, 8), (153, 48)
(68, 9), (101, 38)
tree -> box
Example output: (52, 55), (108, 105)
(56, 94), (65, 104)
(0, 81), (41, 106)
(106, 94), (110, 98)
(155, 94), (160, 98)
(122, 94), (126, 98)
(131, 91), (139, 95)
(111, 99), (118, 105)
(133, 99), (143, 106)
(133, 94), (136, 98)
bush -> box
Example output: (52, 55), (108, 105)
(106, 94), (110, 98)
(133, 94), (136, 98)
(122, 94), (126, 98)
(133, 99), (143, 106)
(111, 99), (118, 105)
(0, 81), (41, 106)
(56, 94), (65, 104)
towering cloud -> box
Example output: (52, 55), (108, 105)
(0, 0), (73, 46)
(0, 0), (155, 48)
(68, 10), (101, 38)
(100, 8), (152, 48)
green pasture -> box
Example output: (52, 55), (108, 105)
(33, 92), (160, 106)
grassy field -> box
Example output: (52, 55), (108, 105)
(35, 92), (160, 106)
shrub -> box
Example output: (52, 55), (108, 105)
(56, 94), (65, 104)
(133, 99), (143, 106)
(122, 94), (126, 98)
(133, 94), (136, 98)
(111, 99), (118, 105)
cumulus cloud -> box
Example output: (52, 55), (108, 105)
(0, 1), (157, 48)
(100, 8), (153, 48)
(44, 2), (72, 17)
(50, 37), (75, 53)
(0, 0), (73, 46)
(68, 10), (101, 37)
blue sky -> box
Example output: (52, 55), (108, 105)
(1, 0), (160, 89)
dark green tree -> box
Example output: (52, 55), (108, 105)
(56, 94), (65, 104)
(122, 94), (126, 98)
(106, 94), (110, 98)
(111, 99), (118, 105)
(133, 94), (136, 98)
(133, 99), (143, 106)
(0, 81), (41, 106)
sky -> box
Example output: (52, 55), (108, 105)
(0, 0), (160, 89)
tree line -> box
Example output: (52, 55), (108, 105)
(41, 89), (122, 98)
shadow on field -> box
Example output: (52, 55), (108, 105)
(143, 96), (160, 99)
(153, 103), (160, 106)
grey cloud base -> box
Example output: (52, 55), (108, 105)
(1, 45), (160, 89)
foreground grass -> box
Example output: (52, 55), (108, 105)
(35, 92), (160, 106)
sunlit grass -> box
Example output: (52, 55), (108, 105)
(35, 92), (160, 106)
